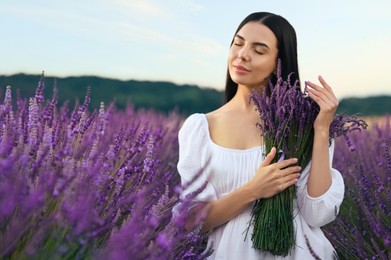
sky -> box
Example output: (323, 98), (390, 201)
(1, 0), (391, 99)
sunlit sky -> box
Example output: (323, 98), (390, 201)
(1, 0), (391, 99)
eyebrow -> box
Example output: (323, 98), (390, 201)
(235, 34), (270, 49)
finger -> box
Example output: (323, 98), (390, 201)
(284, 174), (300, 188)
(278, 173), (300, 192)
(318, 78), (338, 105)
(312, 76), (337, 101)
(306, 82), (335, 106)
(306, 81), (330, 98)
(318, 76), (338, 102)
(318, 75), (332, 91)
(260, 147), (276, 167)
(307, 87), (338, 111)
(307, 77), (331, 91)
(273, 157), (298, 170)
(305, 80), (322, 91)
(281, 172), (300, 185)
(280, 166), (302, 177)
(306, 82), (329, 104)
(307, 88), (329, 107)
(306, 79), (333, 99)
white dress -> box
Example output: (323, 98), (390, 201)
(177, 113), (345, 260)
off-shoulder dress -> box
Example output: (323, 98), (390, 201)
(177, 113), (344, 260)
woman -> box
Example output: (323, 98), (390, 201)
(177, 12), (344, 259)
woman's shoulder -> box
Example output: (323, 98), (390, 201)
(204, 104), (238, 131)
(181, 113), (206, 128)
(179, 113), (207, 136)
(205, 104), (229, 123)
(184, 113), (205, 122)
(179, 106), (229, 140)
(178, 113), (210, 147)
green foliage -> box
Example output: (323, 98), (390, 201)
(0, 74), (224, 115)
(337, 95), (391, 116)
(1, 74), (390, 116)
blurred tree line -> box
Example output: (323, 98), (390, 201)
(0, 74), (223, 115)
(0, 73), (390, 116)
(337, 95), (391, 116)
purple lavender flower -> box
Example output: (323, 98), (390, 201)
(0, 74), (208, 259)
(3, 85), (12, 112)
(35, 72), (45, 106)
(325, 116), (390, 259)
(249, 60), (367, 256)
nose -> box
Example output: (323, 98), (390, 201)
(238, 46), (250, 61)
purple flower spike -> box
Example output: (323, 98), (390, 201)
(0, 73), (209, 259)
(35, 71), (45, 106)
(325, 116), (390, 259)
(249, 59), (367, 256)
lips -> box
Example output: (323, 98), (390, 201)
(233, 65), (250, 72)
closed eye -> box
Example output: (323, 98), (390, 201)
(254, 45), (268, 55)
(233, 40), (244, 46)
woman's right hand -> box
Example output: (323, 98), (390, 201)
(199, 147), (301, 232)
(246, 147), (301, 200)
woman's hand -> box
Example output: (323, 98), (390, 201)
(306, 75), (339, 132)
(305, 75), (337, 197)
(246, 147), (301, 200)
(200, 148), (300, 232)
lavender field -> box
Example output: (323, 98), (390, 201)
(0, 75), (389, 259)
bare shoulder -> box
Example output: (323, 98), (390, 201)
(205, 104), (231, 126)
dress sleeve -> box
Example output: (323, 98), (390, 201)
(177, 114), (217, 202)
(296, 140), (345, 228)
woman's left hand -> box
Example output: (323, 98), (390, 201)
(306, 75), (339, 132)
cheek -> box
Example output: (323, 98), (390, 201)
(228, 48), (236, 64)
(255, 60), (276, 75)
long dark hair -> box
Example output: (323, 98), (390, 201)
(225, 12), (300, 103)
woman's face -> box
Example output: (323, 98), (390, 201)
(228, 21), (278, 89)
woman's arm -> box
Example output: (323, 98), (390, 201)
(201, 147), (301, 232)
(306, 75), (339, 197)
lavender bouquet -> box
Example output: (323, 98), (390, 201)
(249, 61), (367, 256)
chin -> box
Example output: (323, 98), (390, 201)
(231, 76), (247, 85)
(232, 78), (258, 88)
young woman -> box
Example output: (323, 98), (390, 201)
(177, 12), (344, 259)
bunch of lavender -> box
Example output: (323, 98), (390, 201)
(324, 117), (390, 259)
(249, 61), (367, 256)
(0, 73), (208, 259)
